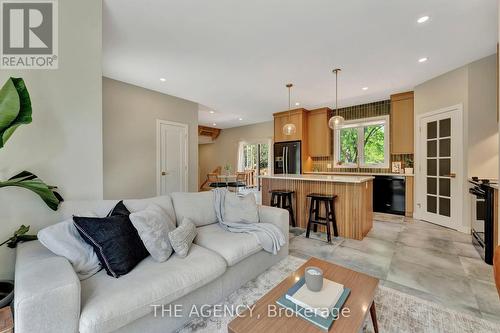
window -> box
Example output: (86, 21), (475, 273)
(237, 140), (272, 189)
(334, 116), (390, 168)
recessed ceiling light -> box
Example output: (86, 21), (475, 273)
(362, 87), (369, 91)
(238, 118), (243, 121)
(159, 78), (166, 82)
(212, 123), (217, 126)
(418, 57), (428, 63)
(209, 110), (215, 114)
(417, 16), (429, 24)
(295, 102), (300, 106)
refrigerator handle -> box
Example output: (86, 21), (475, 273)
(285, 147), (289, 174)
(282, 147), (285, 174)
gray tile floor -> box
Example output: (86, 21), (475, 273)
(289, 213), (500, 322)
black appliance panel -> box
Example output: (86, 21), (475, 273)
(373, 176), (406, 215)
(274, 141), (301, 175)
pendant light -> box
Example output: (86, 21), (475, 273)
(328, 68), (345, 129)
(282, 83), (297, 136)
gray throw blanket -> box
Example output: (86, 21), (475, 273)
(212, 188), (285, 255)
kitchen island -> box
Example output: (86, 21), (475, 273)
(260, 174), (374, 240)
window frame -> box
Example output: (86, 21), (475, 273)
(333, 115), (390, 169)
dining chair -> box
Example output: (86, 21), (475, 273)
(236, 172), (247, 187)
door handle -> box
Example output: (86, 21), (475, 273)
(161, 171), (169, 176)
(444, 173), (456, 178)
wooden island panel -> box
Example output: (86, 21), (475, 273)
(262, 178), (373, 240)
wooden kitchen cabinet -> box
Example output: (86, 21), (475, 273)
(273, 108), (311, 172)
(273, 109), (307, 143)
(405, 176), (414, 217)
(307, 108), (332, 157)
(391, 91), (414, 154)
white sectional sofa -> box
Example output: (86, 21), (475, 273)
(13, 193), (289, 333)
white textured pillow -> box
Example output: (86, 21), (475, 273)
(168, 218), (197, 258)
(224, 192), (259, 223)
(38, 215), (101, 280)
(129, 203), (176, 262)
(171, 191), (217, 227)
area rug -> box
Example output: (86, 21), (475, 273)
(177, 256), (500, 333)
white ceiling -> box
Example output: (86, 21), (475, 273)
(103, 0), (497, 129)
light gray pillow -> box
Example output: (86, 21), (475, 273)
(129, 203), (176, 262)
(38, 214), (101, 280)
(224, 192), (259, 223)
(171, 191), (217, 227)
(168, 218), (197, 258)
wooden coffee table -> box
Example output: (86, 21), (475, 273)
(228, 257), (379, 333)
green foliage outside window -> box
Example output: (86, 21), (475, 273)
(337, 122), (386, 167)
(243, 143), (269, 171)
(364, 125), (385, 165)
(339, 128), (358, 164)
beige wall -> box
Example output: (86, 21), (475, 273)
(414, 54), (498, 231)
(468, 55), (499, 178)
(103, 78), (199, 198)
(0, 0), (102, 279)
(415, 54), (498, 178)
(199, 121), (273, 187)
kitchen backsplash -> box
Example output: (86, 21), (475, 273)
(312, 99), (414, 174)
(311, 154), (413, 173)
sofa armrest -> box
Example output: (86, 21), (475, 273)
(258, 205), (289, 242)
(14, 241), (80, 333)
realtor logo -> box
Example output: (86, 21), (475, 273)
(1, 0), (58, 69)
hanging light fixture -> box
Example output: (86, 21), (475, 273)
(282, 83), (297, 136)
(328, 68), (345, 129)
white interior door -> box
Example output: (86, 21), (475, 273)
(417, 107), (463, 229)
(157, 120), (188, 195)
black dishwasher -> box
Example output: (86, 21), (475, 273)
(373, 176), (406, 215)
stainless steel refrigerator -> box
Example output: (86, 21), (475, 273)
(274, 141), (301, 174)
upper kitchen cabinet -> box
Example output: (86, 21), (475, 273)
(307, 108), (332, 157)
(391, 91), (414, 154)
(274, 108), (308, 143)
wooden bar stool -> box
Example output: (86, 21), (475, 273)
(306, 193), (338, 243)
(270, 190), (296, 227)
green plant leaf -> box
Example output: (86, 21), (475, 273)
(0, 171), (64, 210)
(0, 77), (32, 148)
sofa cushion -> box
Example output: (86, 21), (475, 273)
(57, 196), (176, 220)
(79, 244), (226, 333)
(194, 223), (262, 266)
(129, 203), (176, 262)
(38, 215), (101, 280)
(224, 192), (259, 223)
(168, 218), (197, 258)
(171, 191), (217, 227)
(73, 213), (149, 278)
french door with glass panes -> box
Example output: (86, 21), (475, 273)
(418, 108), (462, 229)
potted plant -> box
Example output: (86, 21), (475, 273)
(224, 163), (232, 176)
(404, 157), (414, 175)
(0, 77), (64, 307)
(0, 225), (36, 308)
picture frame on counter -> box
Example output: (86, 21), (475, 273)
(391, 161), (402, 174)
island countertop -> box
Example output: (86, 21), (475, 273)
(259, 174), (374, 184)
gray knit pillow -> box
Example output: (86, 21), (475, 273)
(168, 218), (197, 258)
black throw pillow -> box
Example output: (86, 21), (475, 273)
(73, 201), (148, 278)
(107, 200), (130, 217)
